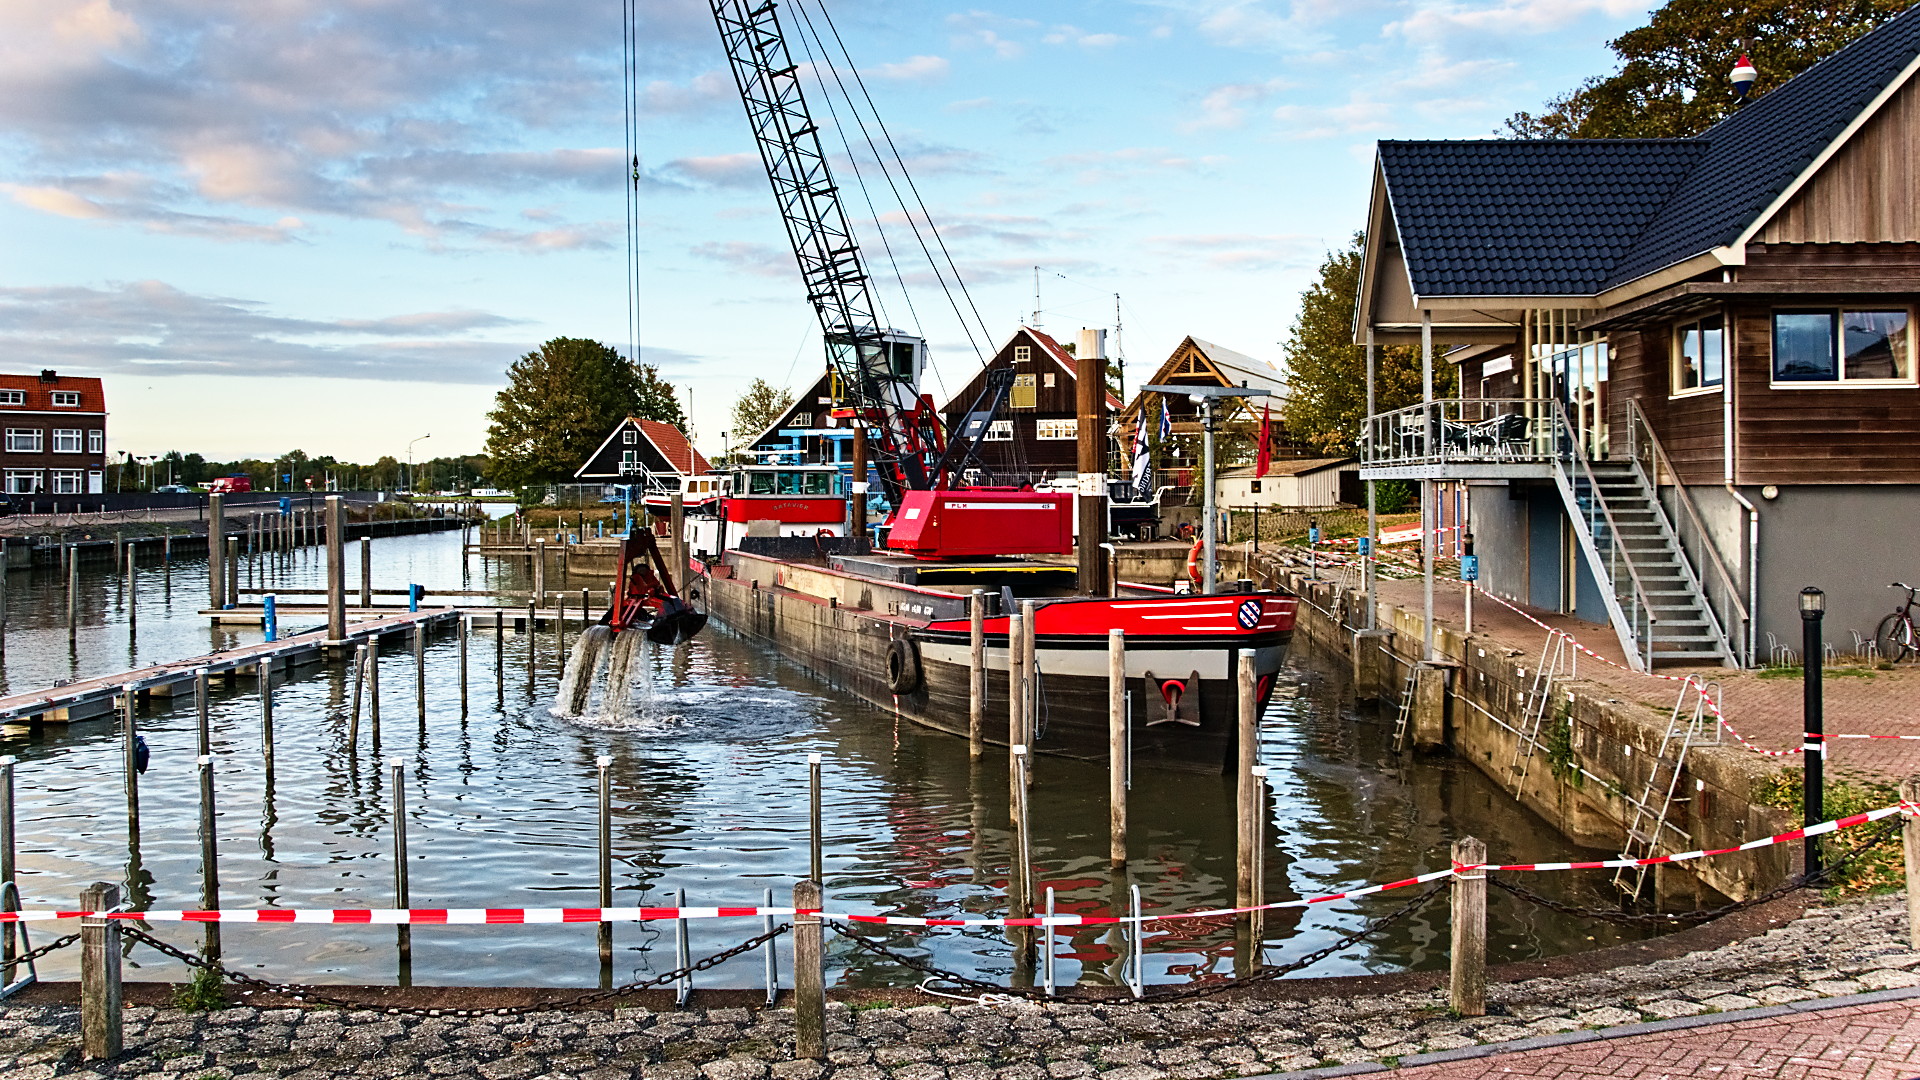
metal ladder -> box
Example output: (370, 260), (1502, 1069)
(1613, 678), (1719, 896)
(1509, 630), (1575, 785)
(1391, 662), (1419, 751)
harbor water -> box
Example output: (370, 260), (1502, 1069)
(2, 527), (1667, 990)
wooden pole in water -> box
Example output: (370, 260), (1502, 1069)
(0, 756), (10, 972)
(1075, 333), (1109, 595)
(597, 755), (613, 964)
(67, 553), (77, 643)
(1020, 600), (1038, 780)
(556, 592), (567, 669)
(197, 753), (220, 959)
(669, 492), (685, 581)
(1109, 629), (1127, 870)
(792, 879), (825, 1059)
(968, 590), (986, 759)
(259, 664), (274, 776)
(494, 610), (505, 702)
(208, 493), (225, 609)
(849, 425), (868, 554)
(1007, 612), (1025, 832)
(390, 757), (410, 967)
(1449, 836), (1487, 1017)
(458, 616), (468, 716)
(808, 752), (823, 884)
(360, 537), (373, 608)
(121, 688), (139, 833)
(368, 638), (382, 745)
(350, 645), (367, 747)
(326, 496), (346, 644)
(412, 623), (426, 726)
(124, 552), (135, 631)
(534, 538), (547, 599)
(1234, 652), (1259, 969)
(226, 537), (239, 609)
(526, 603), (536, 684)
(1010, 744), (1032, 961)
(194, 669), (210, 756)
(79, 882), (122, 1060)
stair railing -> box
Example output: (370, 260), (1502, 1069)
(1550, 402), (1656, 671)
(1625, 399), (1748, 667)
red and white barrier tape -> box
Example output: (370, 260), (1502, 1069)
(6, 804), (1900, 927)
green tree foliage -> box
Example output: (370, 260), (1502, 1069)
(730, 378), (796, 444)
(1280, 234), (1449, 455)
(484, 338), (681, 487)
(1504, 0), (1909, 138)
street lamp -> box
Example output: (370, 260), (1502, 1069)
(407, 433), (432, 494)
(1800, 586), (1826, 877)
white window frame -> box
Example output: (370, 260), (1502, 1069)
(1035, 419), (1078, 440)
(984, 420), (1014, 441)
(1013, 345), (1031, 363)
(50, 469), (82, 494)
(791, 412), (813, 428)
(1670, 315), (1725, 398)
(87, 430), (103, 454)
(0, 391), (22, 406)
(622, 429), (637, 444)
(49, 391), (80, 407)
(51, 428), (82, 454)
(1769, 306), (1917, 388)
(6, 428), (42, 453)
(5, 470), (41, 494)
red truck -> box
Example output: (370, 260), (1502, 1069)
(208, 475), (253, 494)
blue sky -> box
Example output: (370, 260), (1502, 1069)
(0, 0), (1652, 463)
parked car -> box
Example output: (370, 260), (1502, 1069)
(154, 485), (191, 494)
(208, 475), (252, 494)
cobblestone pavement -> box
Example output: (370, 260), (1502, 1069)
(1377, 996), (1920, 1078)
(1366, 575), (1920, 783)
(5, 895), (1918, 1080)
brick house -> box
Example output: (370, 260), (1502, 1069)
(1355, 7), (1920, 668)
(0, 370), (107, 496)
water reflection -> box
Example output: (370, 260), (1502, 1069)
(4, 531), (1664, 989)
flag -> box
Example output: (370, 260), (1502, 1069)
(1130, 401), (1152, 500)
(1255, 403), (1273, 477)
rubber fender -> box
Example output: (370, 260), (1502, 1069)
(885, 636), (923, 695)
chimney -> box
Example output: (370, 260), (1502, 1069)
(1076, 328), (1107, 361)
(38, 370), (57, 384)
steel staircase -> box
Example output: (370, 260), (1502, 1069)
(1550, 407), (1734, 670)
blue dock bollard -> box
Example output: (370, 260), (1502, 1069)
(409, 584), (422, 612)
(264, 593), (278, 642)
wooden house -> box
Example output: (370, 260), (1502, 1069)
(1115, 336), (1295, 499)
(1217, 459), (1361, 509)
(1355, 6), (1920, 667)
(574, 418), (711, 494)
(936, 326), (1123, 486)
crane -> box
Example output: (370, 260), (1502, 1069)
(708, 0), (1071, 558)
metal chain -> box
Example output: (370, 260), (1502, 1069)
(122, 923), (789, 1017)
(3, 932), (81, 971)
(830, 884), (1447, 1004)
(1490, 818), (1901, 928)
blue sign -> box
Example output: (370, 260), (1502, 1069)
(1308, 526), (1320, 544)
(278, 497), (291, 515)
(1461, 554), (1480, 582)
(1357, 537), (1372, 556)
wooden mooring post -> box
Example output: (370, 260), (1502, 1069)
(1109, 628), (1127, 870)
(390, 757), (411, 970)
(968, 590), (986, 760)
(197, 754), (221, 959)
(360, 537), (373, 608)
(325, 496), (346, 644)
(1234, 653), (1259, 973)
(597, 755), (613, 965)
(793, 879), (825, 1059)
(209, 493), (226, 608)
(1450, 836), (1487, 1016)
(81, 882), (122, 1059)
(1007, 612), (1025, 833)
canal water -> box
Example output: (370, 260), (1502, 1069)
(2, 529), (1665, 991)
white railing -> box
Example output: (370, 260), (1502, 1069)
(1361, 398), (1563, 469)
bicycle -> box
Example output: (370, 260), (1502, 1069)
(1876, 583), (1919, 662)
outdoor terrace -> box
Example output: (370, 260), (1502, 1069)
(1359, 397), (1564, 481)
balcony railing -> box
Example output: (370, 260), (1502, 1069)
(1361, 398), (1563, 470)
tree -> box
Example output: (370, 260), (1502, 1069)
(1504, 0), (1909, 139)
(1280, 233), (1451, 455)
(730, 378), (796, 444)
(484, 338), (675, 487)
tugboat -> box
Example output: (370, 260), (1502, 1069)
(683, 0), (1296, 771)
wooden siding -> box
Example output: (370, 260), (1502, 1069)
(1742, 242), (1920, 283)
(1759, 75), (1920, 244)
(1729, 304), (1920, 485)
(941, 328), (1085, 477)
(1607, 329), (1727, 484)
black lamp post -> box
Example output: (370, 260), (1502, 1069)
(1800, 586), (1825, 878)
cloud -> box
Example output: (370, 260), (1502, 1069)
(1269, 99), (1394, 139)
(873, 55), (951, 82)
(945, 11), (1039, 59)
(0, 281), (535, 384)
(1146, 233), (1322, 271)
(1184, 78), (1294, 131)
(663, 153), (765, 189)
(1385, 0), (1646, 42)
(690, 241), (797, 279)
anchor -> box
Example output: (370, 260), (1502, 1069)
(1141, 670), (1202, 727)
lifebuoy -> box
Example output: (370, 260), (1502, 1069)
(1186, 537), (1205, 586)
(885, 636), (922, 695)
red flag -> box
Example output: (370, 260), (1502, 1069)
(1255, 404), (1273, 477)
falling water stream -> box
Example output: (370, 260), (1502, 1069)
(1, 528), (1671, 990)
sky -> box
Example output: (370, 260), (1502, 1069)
(0, 0), (1655, 464)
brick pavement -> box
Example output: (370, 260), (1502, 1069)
(1361, 575), (1920, 784)
(1373, 996), (1920, 1078)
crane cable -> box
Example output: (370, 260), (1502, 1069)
(622, 0), (643, 369)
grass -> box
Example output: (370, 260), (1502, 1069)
(1753, 771), (1904, 897)
(170, 966), (228, 1012)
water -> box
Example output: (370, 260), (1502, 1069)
(2, 530), (1664, 990)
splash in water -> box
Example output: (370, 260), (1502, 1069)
(597, 626), (650, 723)
(553, 624), (612, 717)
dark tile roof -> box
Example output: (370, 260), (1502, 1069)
(1381, 140), (1704, 295)
(1379, 4), (1920, 297)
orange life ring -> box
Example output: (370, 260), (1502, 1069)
(1186, 536), (1204, 585)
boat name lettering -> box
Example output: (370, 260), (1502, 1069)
(940, 502), (1058, 511)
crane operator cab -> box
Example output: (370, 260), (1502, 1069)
(825, 329), (926, 418)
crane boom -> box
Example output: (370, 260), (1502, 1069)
(709, 0), (938, 502)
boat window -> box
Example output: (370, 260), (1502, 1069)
(777, 471), (802, 494)
(747, 472), (778, 495)
(802, 471), (834, 495)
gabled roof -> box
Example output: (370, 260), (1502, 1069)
(940, 326), (1125, 413)
(635, 419), (710, 475)
(1373, 4), (1920, 300)
(0, 372), (107, 413)
(1189, 337), (1287, 397)
(1219, 457), (1355, 478)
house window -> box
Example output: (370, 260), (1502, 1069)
(1773, 308), (1912, 383)
(49, 392), (79, 407)
(1035, 419), (1078, 440)
(620, 449), (639, 473)
(5, 471), (40, 494)
(51, 469), (81, 494)
(51, 429), (82, 453)
(88, 430), (102, 453)
(791, 412), (813, 428)
(1250, 480), (1263, 494)
(1043, 373), (1056, 388)
(6, 429), (41, 453)
(985, 420), (1014, 441)
(1672, 315), (1725, 392)
(622, 430), (637, 444)
(1011, 375), (1037, 409)
(1014, 346), (1031, 363)
(0, 391), (21, 406)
